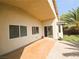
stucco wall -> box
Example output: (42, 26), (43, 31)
(48, 0), (64, 39)
(42, 0), (59, 40)
(42, 18), (59, 40)
(0, 3), (43, 55)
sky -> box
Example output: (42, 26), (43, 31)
(56, 0), (79, 16)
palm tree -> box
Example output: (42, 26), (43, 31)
(60, 7), (79, 27)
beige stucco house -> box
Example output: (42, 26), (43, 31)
(0, 0), (63, 55)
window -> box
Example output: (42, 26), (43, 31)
(9, 25), (27, 39)
(47, 26), (53, 35)
(20, 26), (27, 37)
(32, 27), (39, 34)
(9, 25), (19, 39)
(36, 27), (39, 33)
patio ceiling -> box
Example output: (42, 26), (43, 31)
(0, 0), (55, 21)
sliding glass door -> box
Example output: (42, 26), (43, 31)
(44, 26), (53, 38)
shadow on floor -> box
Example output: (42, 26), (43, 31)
(61, 39), (79, 57)
(0, 47), (24, 59)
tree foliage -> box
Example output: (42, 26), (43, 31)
(60, 7), (79, 27)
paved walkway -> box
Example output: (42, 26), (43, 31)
(20, 37), (54, 59)
(47, 41), (79, 59)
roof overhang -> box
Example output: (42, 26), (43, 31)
(57, 20), (66, 25)
(0, 0), (55, 21)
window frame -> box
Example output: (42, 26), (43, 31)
(32, 26), (39, 35)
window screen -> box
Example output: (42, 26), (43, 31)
(9, 25), (19, 39)
(20, 26), (27, 37)
(32, 27), (39, 34)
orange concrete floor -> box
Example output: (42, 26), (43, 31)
(20, 37), (54, 59)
